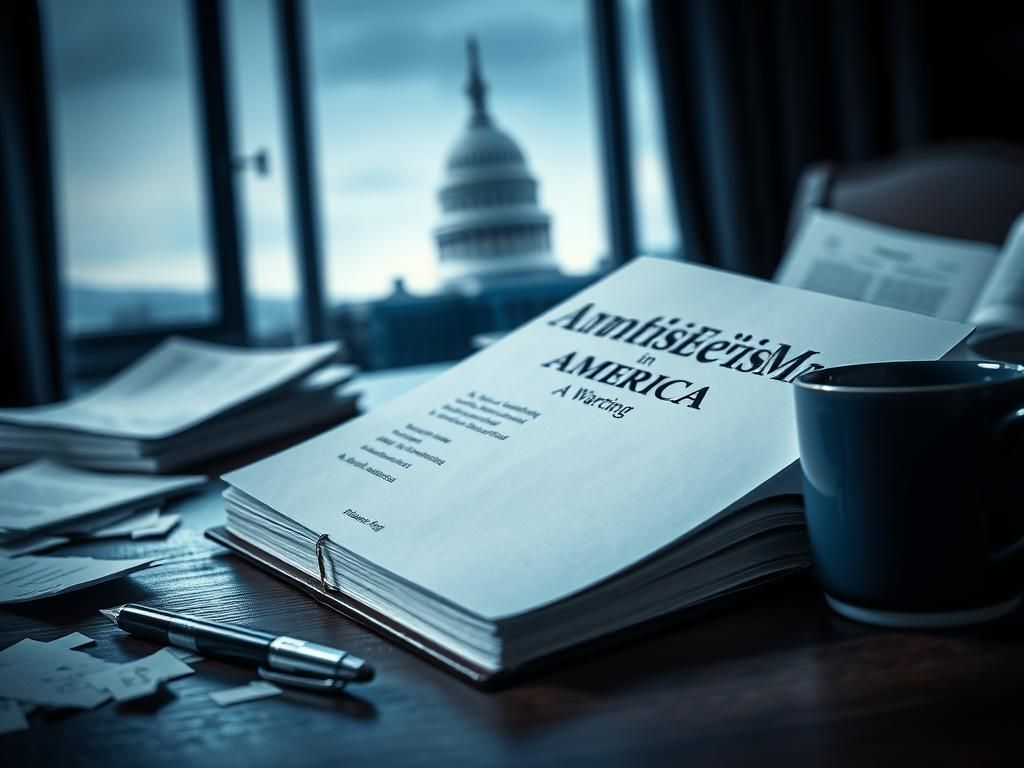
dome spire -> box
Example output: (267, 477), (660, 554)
(465, 35), (491, 127)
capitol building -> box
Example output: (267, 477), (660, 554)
(433, 38), (559, 291)
(332, 37), (602, 369)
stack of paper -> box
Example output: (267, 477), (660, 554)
(0, 337), (359, 472)
(0, 460), (204, 559)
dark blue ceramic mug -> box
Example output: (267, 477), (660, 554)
(793, 360), (1024, 628)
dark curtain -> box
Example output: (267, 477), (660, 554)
(0, 0), (65, 406)
(649, 0), (1019, 277)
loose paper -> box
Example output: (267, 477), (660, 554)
(165, 646), (204, 664)
(0, 639), (196, 711)
(48, 507), (137, 535)
(0, 639), (115, 709)
(970, 214), (1024, 331)
(0, 555), (155, 604)
(85, 649), (194, 702)
(0, 461), (204, 533)
(0, 699), (29, 735)
(0, 337), (340, 439)
(776, 208), (998, 321)
(84, 508), (180, 540)
(0, 533), (70, 557)
(48, 632), (95, 650)
(209, 681), (282, 707)
(85, 507), (162, 538)
(130, 514), (180, 540)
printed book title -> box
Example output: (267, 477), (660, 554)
(541, 303), (827, 417)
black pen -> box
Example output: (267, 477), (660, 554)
(100, 603), (374, 692)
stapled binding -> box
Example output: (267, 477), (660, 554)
(315, 533), (340, 593)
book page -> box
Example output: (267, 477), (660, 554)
(775, 209), (998, 321)
(0, 337), (340, 439)
(967, 214), (1024, 332)
(225, 259), (972, 620)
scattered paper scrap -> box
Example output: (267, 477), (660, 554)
(52, 506), (140, 536)
(0, 638), (199, 715)
(0, 699), (29, 735)
(0, 534), (70, 557)
(48, 632), (95, 650)
(74, 507), (181, 540)
(0, 555), (155, 604)
(209, 681), (283, 707)
(130, 514), (180, 540)
(165, 646), (204, 664)
(0, 461), (203, 534)
(0, 638), (107, 671)
(0, 639), (116, 709)
(85, 649), (194, 702)
(85, 508), (161, 539)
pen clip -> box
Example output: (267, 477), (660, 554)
(257, 666), (349, 694)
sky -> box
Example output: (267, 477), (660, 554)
(41, 0), (678, 328)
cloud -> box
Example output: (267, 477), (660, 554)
(43, 0), (185, 89)
(315, 16), (584, 95)
(338, 167), (413, 193)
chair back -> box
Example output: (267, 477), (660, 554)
(786, 142), (1024, 248)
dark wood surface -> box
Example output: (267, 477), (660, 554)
(4, 368), (1024, 767)
(5, 489), (1024, 767)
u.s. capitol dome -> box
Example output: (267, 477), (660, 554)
(434, 37), (558, 291)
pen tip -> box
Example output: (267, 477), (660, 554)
(99, 606), (123, 624)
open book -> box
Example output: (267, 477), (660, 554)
(212, 259), (971, 684)
(776, 208), (1024, 336)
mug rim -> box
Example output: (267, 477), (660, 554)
(794, 359), (1024, 395)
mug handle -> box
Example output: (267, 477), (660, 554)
(990, 407), (1024, 570)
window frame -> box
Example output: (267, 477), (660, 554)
(68, 0), (247, 380)
(65, 0), (639, 380)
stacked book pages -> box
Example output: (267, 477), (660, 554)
(213, 259), (973, 683)
(0, 338), (358, 472)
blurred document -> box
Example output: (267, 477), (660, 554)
(0, 531), (69, 557)
(84, 507), (181, 540)
(0, 555), (155, 604)
(968, 214), (1024, 332)
(776, 209), (998, 321)
(0, 461), (203, 533)
(0, 336), (341, 439)
(0, 639), (116, 708)
(85, 649), (193, 702)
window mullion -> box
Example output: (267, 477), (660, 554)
(191, 0), (249, 344)
(590, 0), (637, 265)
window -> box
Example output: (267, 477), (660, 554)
(225, 0), (303, 344)
(306, 0), (609, 302)
(38, 0), (678, 376)
(41, 0), (216, 334)
(622, 0), (681, 258)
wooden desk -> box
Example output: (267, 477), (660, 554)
(4, 366), (1024, 766)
